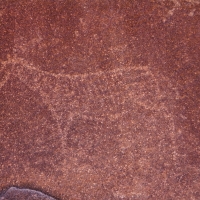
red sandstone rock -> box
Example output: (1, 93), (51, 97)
(0, 0), (200, 199)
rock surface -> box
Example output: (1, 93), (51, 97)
(0, 0), (200, 199)
(0, 187), (56, 200)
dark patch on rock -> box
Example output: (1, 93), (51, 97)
(0, 187), (56, 200)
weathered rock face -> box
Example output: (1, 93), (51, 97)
(0, 0), (200, 199)
(0, 187), (56, 200)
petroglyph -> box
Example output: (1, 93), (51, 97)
(2, 1), (199, 199)
(3, 52), (178, 185)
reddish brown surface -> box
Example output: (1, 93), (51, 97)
(0, 0), (200, 199)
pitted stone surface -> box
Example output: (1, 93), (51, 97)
(0, 0), (200, 199)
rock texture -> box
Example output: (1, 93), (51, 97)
(0, 187), (56, 200)
(0, 0), (200, 199)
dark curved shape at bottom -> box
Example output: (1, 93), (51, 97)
(0, 187), (56, 200)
